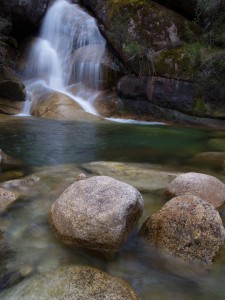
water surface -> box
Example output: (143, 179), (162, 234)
(0, 117), (225, 299)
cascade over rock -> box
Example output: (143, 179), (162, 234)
(80, 0), (225, 123)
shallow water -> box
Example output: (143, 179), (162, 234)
(0, 117), (225, 299)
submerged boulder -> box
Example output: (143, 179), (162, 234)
(0, 148), (21, 167)
(0, 265), (140, 300)
(0, 187), (21, 213)
(140, 195), (225, 263)
(50, 176), (143, 256)
(165, 172), (225, 210)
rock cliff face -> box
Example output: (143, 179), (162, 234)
(0, 0), (225, 125)
(0, 0), (49, 35)
(0, 0), (50, 114)
(80, 0), (225, 124)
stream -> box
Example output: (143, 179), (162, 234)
(0, 0), (225, 298)
(0, 117), (225, 299)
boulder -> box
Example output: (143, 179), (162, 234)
(50, 176), (143, 256)
(30, 89), (103, 122)
(0, 98), (23, 114)
(165, 172), (225, 210)
(0, 187), (21, 213)
(80, 0), (199, 75)
(0, 65), (26, 101)
(140, 195), (225, 263)
(1, 265), (140, 299)
(93, 91), (121, 116)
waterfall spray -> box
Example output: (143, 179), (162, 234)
(22, 0), (106, 115)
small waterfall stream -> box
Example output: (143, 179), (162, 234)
(22, 0), (106, 115)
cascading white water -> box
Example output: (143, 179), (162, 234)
(22, 0), (106, 115)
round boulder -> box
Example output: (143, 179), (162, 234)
(1, 265), (140, 299)
(165, 172), (225, 210)
(140, 195), (225, 264)
(50, 176), (144, 256)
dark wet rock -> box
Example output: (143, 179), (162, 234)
(93, 91), (121, 117)
(118, 97), (225, 129)
(117, 75), (148, 100)
(0, 65), (26, 101)
(50, 176), (143, 256)
(1, 265), (140, 299)
(140, 195), (225, 263)
(0, 98), (23, 115)
(165, 172), (225, 210)
(153, 1), (197, 19)
(1, 0), (49, 35)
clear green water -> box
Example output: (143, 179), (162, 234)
(0, 117), (225, 299)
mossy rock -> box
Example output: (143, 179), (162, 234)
(196, 51), (225, 118)
(81, 0), (200, 75)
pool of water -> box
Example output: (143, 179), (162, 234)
(0, 116), (225, 299)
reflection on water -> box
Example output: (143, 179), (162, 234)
(0, 117), (225, 299)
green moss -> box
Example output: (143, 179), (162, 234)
(192, 98), (209, 116)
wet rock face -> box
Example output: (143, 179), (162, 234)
(165, 172), (225, 210)
(117, 75), (200, 115)
(0, 265), (140, 300)
(153, 0), (197, 19)
(50, 176), (144, 256)
(1, 0), (49, 34)
(0, 65), (26, 101)
(80, 0), (199, 75)
(140, 195), (225, 264)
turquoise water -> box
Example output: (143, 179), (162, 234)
(0, 117), (225, 299)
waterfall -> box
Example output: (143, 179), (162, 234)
(22, 0), (106, 115)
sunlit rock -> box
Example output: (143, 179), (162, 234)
(0, 265), (140, 300)
(30, 90), (103, 122)
(50, 176), (143, 256)
(140, 195), (225, 264)
(165, 172), (225, 210)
